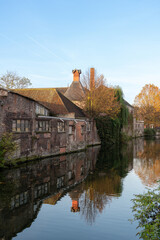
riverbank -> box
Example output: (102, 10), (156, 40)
(0, 142), (101, 168)
(0, 116), (100, 168)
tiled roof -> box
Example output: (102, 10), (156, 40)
(64, 81), (85, 101)
(0, 88), (50, 111)
(57, 91), (85, 118)
(55, 87), (68, 94)
(13, 88), (85, 117)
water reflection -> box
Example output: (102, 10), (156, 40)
(0, 147), (99, 240)
(133, 139), (160, 186)
(0, 139), (160, 239)
(72, 142), (133, 224)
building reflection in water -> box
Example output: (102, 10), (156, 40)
(44, 142), (134, 225)
(67, 142), (133, 225)
(133, 138), (160, 186)
(1, 139), (160, 238)
(0, 146), (99, 240)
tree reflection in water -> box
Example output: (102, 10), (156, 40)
(79, 173), (121, 224)
(75, 143), (133, 225)
(133, 139), (160, 186)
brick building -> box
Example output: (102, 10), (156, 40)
(0, 86), (100, 161)
(0, 68), (144, 162)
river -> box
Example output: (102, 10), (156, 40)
(0, 138), (160, 240)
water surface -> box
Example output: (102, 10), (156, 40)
(0, 138), (160, 240)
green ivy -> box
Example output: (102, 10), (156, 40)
(115, 87), (129, 127)
(0, 133), (17, 167)
(95, 87), (130, 146)
(95, 116), (121, 147)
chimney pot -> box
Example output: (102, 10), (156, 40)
(72, 69), (81, 82)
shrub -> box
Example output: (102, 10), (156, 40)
(144, 128), (156, 137)
(131, 184), (160, 239)
(0, 133), (17, 167)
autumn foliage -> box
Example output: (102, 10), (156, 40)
(86, 86), (121, 118)
(134, 84), (160, 127)
(82, 70), (121, 118)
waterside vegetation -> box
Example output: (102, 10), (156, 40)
(144, 128), (156, 138)
(0, 133), (18, 167)
(95, 88), (130, 146)
(131, 183), (160, 239)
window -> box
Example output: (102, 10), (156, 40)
(36, 120), (51, 132)
(34, 182), (49, 199)
(57, 176), (65, 188)
(12, 120), (30, 132)
(57, 122), (65, 132)
(81, 125), (85, 134)
(68, 171), (72, 180)
(36, 104), (49, 116)
(69, 125), (74, 134)
(81, 165), (84, 175)
(11, 191), (28, 209)
(87, 122), (91, 131)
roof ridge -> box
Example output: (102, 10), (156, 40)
(15, 87), (56, 91)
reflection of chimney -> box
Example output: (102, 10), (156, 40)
(72, 69), (81, 82)
(70, 189), (81, 212)
(71, 200), (80, 212)
(90, 68), (95, 90)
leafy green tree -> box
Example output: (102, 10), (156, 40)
(131, 184), (160, 239)
(0, 71), (32, 89)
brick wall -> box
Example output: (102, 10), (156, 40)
(0, 90), (101, 161)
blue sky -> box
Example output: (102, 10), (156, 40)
(0, 0), (160, 104)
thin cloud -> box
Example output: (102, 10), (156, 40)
(26, 35), (71, 67)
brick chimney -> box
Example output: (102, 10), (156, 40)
(71, 200), (80, 212)
(90, 68), (95, 90)
(72, 69), (81, 82)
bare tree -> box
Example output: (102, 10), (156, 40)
(0, 71), (32, 89)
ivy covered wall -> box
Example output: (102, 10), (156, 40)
(95, 88), (131, 147)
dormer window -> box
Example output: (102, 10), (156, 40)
(36, 104), (49, 116)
